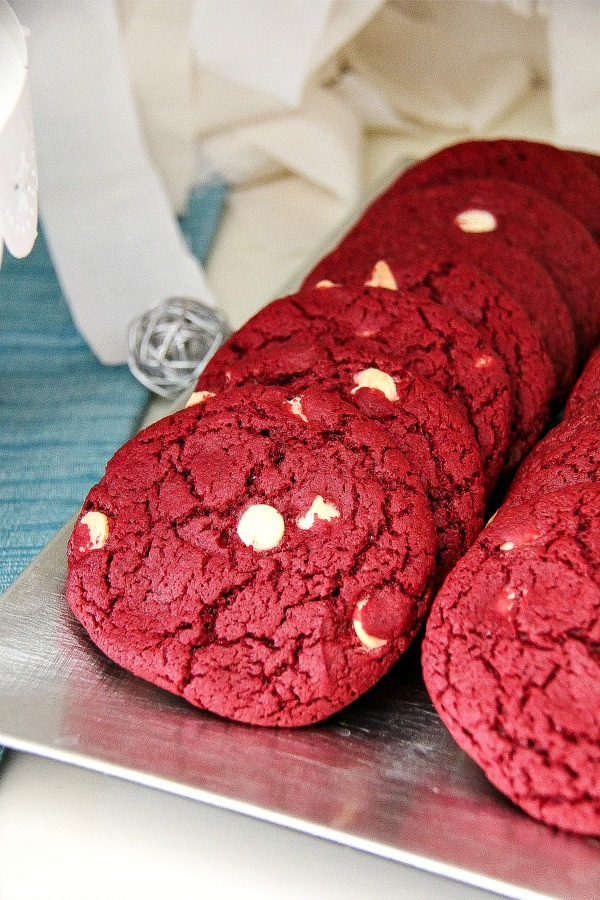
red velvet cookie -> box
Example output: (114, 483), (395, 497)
(572, 150), (600, 185)
(503, 396), (600, 509)
(564, 345), (600, 418)
(304, 207), (577, 399)
(423, 484), (600, 835)
(196, 336), (485, 578)
(312, 178), (600, 364)
(198, 285), (512, 494)
(398, 139), (600, 244)
(308, 256), (554, 471)
(393, 259), (555, 471)
(67, 384), (437, 727)
(391, 179), (600, 362)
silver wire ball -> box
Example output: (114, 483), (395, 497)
(127, 297), (230, 398)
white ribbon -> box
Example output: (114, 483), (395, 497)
(12, 0), (217, 365)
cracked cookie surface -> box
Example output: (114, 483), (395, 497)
(367, 178), (600, 362)
(565, 346), (600, 418)
(422, 484), (600, 835)
(198, 285), (512, 495)
(504, 396), (600, 509)
(308, 257), (554, 472)
(305, 211), (576, 399)
(390, 259), (555, 472)
(67, 385), (437, 727)
(199, 335), (485, 580)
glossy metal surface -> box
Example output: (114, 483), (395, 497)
(0, 523), (599, 900)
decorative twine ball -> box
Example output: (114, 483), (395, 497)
(127, 297), (230, 398)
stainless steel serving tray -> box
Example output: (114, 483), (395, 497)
(0, 521), (599, 900)
(2, 158), (600, 900)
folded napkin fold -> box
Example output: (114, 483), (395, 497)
(117, 0), (551, 268)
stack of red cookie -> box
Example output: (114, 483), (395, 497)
(423, 350), (600, 836)
(67, 139), (600, 833)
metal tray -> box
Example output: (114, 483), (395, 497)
(0, 521), (599, 900)
(2, 157), (600, 899)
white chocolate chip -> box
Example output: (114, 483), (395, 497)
(353, 619), (387, 649)
(185, 390), (215, 408)
(498, 531), (539, 550)
(237, 504), (285, 551)
(497, 587), (516, 616)
(365, 260), (398, 290)
(474, 355), (494, 369)
(454, 209), (497, 234)
(297, 496), (340, 530)
(315, 279), (337, 288)
(80, 511), (109, 551)
(286, 396), (308, 422)
(351, 368), (399, 402)
(352, 597), (387, 650)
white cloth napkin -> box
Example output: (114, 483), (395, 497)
(344, 2), (541, 132)
(190, 0), (545, 184)
(8, 0), (600, 364)
(548, 1), (600, 150)
(119, 0), (551, 247)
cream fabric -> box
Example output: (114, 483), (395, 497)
(6, 0), (600, 360)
